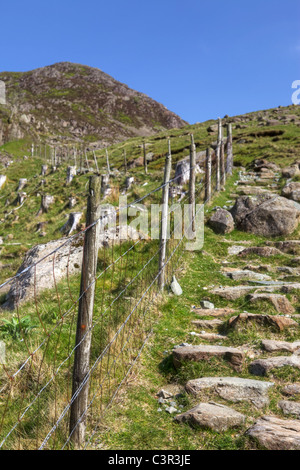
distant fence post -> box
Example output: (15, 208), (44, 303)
(205, 147), (212, 202)
(226, 123), (233, 175)
(93, 151), (99, 174)
(220, 138), (226, 189)
(106, 149), (110, 174)
(124, 149), (127, 174)
(69, 175), (101, 449)
(158, 139), (172, 291)
(143, 142), (148, 175)
(189, 134), (196, 232)
(216, 118), (222, 191)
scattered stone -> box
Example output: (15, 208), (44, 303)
(173, 345), (244, 370)
(174, 402), (245, 431)
(250, 355), (300, 376)
(170, 276), (182, 296)
(248, 293), (295, 315)
(279, 401), (300, 418)
(262, 339), (300, 353)
(157, 385), (183, 399)
(200, 300), (214, 310)
(266, 240), (300, 255)
(192, 332), (226, 341)
(228, 245), (246, 255)
(165, 406), (178, 414)
(208, 209), (234, 234)
(246, 416), (300, 450)
(186, 377), (274, 408)
(228, 312), (298, 332)
(210, 286), (259, 300)
(283, 384), (300, 396)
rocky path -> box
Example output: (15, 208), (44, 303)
(157, 162), (300, 450)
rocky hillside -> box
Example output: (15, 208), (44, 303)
(0, 62), (187, 147)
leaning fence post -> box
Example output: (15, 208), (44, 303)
(69, 175), (101, 449)
(124, 149), (127, 174)
(158, 139), (172, 291)
(205, 147), (212, 202)
(189, 134), (196, 232)
(226, 123), (233, 175)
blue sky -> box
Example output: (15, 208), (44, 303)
(0, 0), (299, 123)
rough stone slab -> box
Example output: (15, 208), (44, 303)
(283, 384), (300, 396)
(248, 293), (295, 315)
(250, 355), (300, 376)
(173, 345), (244, 370)
(174, 402), (245, 431)
(279, 400), (300, 418)
(186, 377), (274, 408)
(267, 240), (300, 255)
(192, 307), (236, 317)
(262, 339), (300, 353)
(246, 416), (300, 450)
(191, 319), (223, 330)
(239, 246), (283, 257)
(210, 286), (259, 300)
(228, 313), (298, 332)
(223, 270), (271, 282)
(191, 332), (227, 341)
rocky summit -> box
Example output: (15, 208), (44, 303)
(0, 62), (186, 146)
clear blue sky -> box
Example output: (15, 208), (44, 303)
(1, 0), (299, 123)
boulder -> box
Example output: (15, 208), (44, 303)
(283, 384), (300, 396)
(186, 377), (274, 408)
(191, 319), (223, 330)
(282, 182), (300, 202)
(246, 416), (300, 450)
(238, 246), (282, 257)
(174, 402), (245, 431)
(208, 209), (234, 234)
(282, 165), (300, 179)
(231, 195), (300, 237)
(266, 240), (300, 255)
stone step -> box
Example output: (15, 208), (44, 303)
(191, 307), (236, 317)
(246, 416), (300, 450)
(228, 313), (298, 332)
(191, 319), (223, 330)
(190, 332), (226, 341)
(173, 345), (244, 370)
(174, 402), (245, 432)
(279, 401), (300, 419)
(262, 339), (300, 353)
(250, 355), (300, 376)
(222, 269), (272, 282)
(248, 293), (295, 315)
(185, 376), (274, 408)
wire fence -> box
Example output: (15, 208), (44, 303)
(0, 124), (232, 450)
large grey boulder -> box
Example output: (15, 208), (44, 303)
(246, 416), (300, 450)
(174, 402), (245, 431)
(208, 209), (234, 234)
(231, 195), (300, 237)
(185, 377), (274, 408)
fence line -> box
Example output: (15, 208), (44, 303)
(0, 124), (231, 450)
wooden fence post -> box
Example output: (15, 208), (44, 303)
(93, 151), (99, 174)
(105, 148), (110, 174)
(226, 123), (233, 175)
(220, 138), (226, 189)
(216, 118), (222, 191)
(205, 147), (212, 202)
(158, 139), (172, 291)
(189, 134), (196, 232)
(124, 149), (127, 174)
(143, 142), (148, 175)
(69, 175), (101, 449)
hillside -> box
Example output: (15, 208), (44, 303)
(0, 62), (187, 147)
(1, 102), (300, 450)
